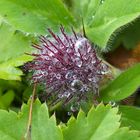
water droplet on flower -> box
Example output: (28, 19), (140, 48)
(66, 48), (72, 53)
(27, 26), (110, 107)
(41, 71), (48, 76)
(52, 58), (58, 64)
(65, 71), (73, 79)
(80, 84), (89, 92)
(88, 76), (99, 83)
(101, 71), (106, 74)
(75, 57), (82, 67)
(92, 59), (96, 64)
(44, 56), (50, 60)
(71, 79), (83, 90)
(83, 55), (89, 60)
(75, 38), (87, 56)
(59, 44), (64, 49)
(71, 79), (79, 86)
(63, 91), (71, 98)
(48, 51), (54, 56)
(48, 66), (53, 71)
(73, 75), (77, 79)
(58, 94), (64, 98)
(56, 73), (61, 79)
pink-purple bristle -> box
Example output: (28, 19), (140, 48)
(25, 26), (109, 108)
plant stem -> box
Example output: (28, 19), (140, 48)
(23, 83), (37, 140)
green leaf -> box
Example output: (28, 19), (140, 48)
(84, 0), (101, 25)
(71, 0), (101, 28)
(111, 18), (140, 50)
(0, 90), (15, 109)
(62, 104), (120, 140)
(62, 103), (140, 140)
(107, 127), (140, 140)
(0, 100), (139, 140)
(119, 105), (140, 131)
(31, 100), (63, 140)
(0, 54), (33, 80)
(86, 0), (140, 48)
(0, 0), (76, 34)
(0, 22), (34, 80)
(0, 99), (63, 140)
(100, 64), (140, 102)
(0, 22), (33, 62)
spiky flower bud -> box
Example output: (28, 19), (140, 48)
(27, 26), (109, 106)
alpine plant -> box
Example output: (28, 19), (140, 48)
(26, 26), (109, 107)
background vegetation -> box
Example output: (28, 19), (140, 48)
(0, 0), (140, 139)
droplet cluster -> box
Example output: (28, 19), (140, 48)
(27, 26), (109, 106)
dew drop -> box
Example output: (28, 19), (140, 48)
(42, 71), (48, 76)
(100, 0), (104, 4)
(80, 84), (89, 92)
(73, 75), (77, 79)
(63, 91), (71, 98)
(68, 111), (72, 116)
(44, 56), (50, 60)
(75, 57), (82, 67)
(66, 48), (72, 53)
(25, 33), (30, 36)
(91, 59), (96, 64)
(65, 71), (73, 79)
(82, 55), (89, 60)
(71, 79), (83, 90)
(92, 15), (95, 19)
(48, 66), (53, 71)
(75, 38), (87, 56)
(48, 51), (54, 57)
(52, 58), (58, 64)
(56, 73), (61, 79)
(70, 103), (80, 112)
(88, 76), (99, 83)
(101, 71), (107, 74)
(58, 94), (64, 98)
(59, 44), (64, 49)
(109, 101), (116, 107)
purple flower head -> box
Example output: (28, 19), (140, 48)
(27, 26), (109, 106)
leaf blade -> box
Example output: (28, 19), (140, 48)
(86, 0), (140, 48)
(100, 64), (140, 102)
(62, 104), (120, 140)
(0, 0), (76, 34)
(119, 105), (140, 131)
(0, 99), (63, 140)
(0, 22), (34, 80)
